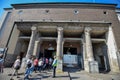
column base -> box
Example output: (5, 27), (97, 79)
(20, 57), (27, 69)
(110, 59), (120, 73)
(56, 69), (63, 73)
(84, 60), (99, 73)
(84, 60), (89, 72)
(56, 59), (63, 73)
(89, 61), (99, 73)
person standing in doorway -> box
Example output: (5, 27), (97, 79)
(52, 56), (57, 78)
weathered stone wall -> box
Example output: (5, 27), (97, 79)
(1, 4), (120, 50)
(0, 3), (120, 72)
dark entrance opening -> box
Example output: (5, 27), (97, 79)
(19, 52), (25, 61)
(99, 55), (105, 70)
(92, 42), (110, 73)
(44, 49), (55, 58)
(64, 47), (77, 54)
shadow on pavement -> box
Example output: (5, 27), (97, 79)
(63, 66), (81, 73)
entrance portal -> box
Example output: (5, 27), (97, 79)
(44, 49), (55, 59)
(93, 42), (110, 72)
(64, 47), (77, 55)
(63, 47), (78, 67)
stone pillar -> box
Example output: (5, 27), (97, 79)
(56, 27), (63, 73)
(62, 40), (64, 59)
(80, 41), (84, 70)
(26, 26), (37, 59)
(84, 27), (99, 73)
(33, 40), (41, 57)
(82, 34), (89, 71)
(106, 26), (120, 72)
(85, 27), (94, 61)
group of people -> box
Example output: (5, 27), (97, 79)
(10, 55), (57, 80)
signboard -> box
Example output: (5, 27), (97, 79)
(63, 54), (77, 64)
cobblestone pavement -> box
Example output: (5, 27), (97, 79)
(65, 67), (120, 80)
(0, 67), (120, 80)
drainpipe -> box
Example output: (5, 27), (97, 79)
(3, 23), (15, 59)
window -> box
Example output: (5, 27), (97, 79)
(45, 10), (49, 13)
(103, 11), (107, 14)
(74, 10), (79, 14)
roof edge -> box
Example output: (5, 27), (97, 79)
(11, 2), (117, 8)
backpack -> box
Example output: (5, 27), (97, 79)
(14, 65), (20, 70)
(14, 59), (20, 70)
(27, 62), (31, 68)
(27, 60), (32, 68)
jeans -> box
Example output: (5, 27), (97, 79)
(53, 66), (56, 77)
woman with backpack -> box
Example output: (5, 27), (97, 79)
(10, 56), (21, 79)
(0, 54), (4, 73)
(38, 58), (43, 72)
(24, 56), (34, 79)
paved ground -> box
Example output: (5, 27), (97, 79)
(0, 67), (120, 80)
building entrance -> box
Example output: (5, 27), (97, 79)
(44, 49), (55, 59)
(64, 47), (77, 55)
(63, 47), (78, 67)
(92, 42), (110, 72)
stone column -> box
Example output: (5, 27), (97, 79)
(33, 40), (40, 57)
(56, 27), (63, 73)
(80, 41), (84, 70)
(106, 26), (120, 72)
(62, 40), (64, 59)
(84, 27), (99, 73)
(85, 27), (94, 61)
(26, 26), (37, 59)
(82, 34), (89, 71)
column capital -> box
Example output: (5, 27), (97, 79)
(57, 27), (63, 32)
(31, 26), (37, 31)
(85, 27), (92, 33)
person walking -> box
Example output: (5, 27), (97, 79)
(24, 56), (34, 79)
(10, 56), (21, 80)
(38, 58), (43, 72)
(33, 57), (39, 72)
(42, 57), (46, 71)
(0, 54), (4, 73)
(45, 58), (49, 70)
(49, 57), (53, 70)
(52, 56), (57, 78)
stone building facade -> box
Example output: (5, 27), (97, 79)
(0, 3), (120, 73)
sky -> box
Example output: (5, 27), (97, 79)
(0, 0), (120, 18)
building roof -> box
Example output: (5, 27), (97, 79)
(11, 2), (117, 9)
